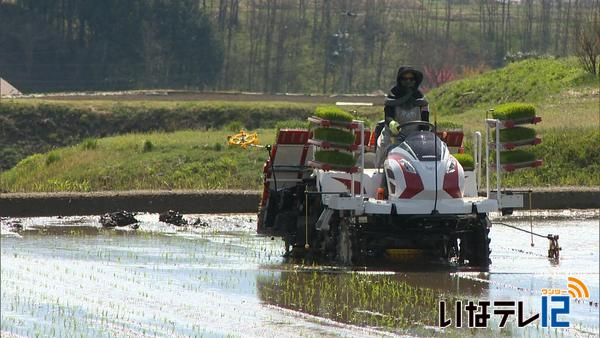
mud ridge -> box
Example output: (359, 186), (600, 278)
(0, 187), (598, 217)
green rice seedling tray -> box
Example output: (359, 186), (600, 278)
(308, 116), (360, 129)
(499, 150), (536, 163)
(314, 106), (354, 122)
(314, 150), (356, 167)
(313, 128), (356, 145)
(499, 127), (536, 142)
(309, 127), (358, 151)
(492, 103), (536, 120)
(489, 103), (541, 129)
(453, 153), (474, 170)
(489, 127), (542, 150)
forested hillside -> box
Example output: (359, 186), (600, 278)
(0, 0), (598, 93)
(0, 0), (223, 91)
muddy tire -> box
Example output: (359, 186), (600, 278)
(461, 217), (491, 268)
(469, 227), (491, 268)
(276, 211), (299, 253)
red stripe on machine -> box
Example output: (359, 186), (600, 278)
(297, 145), (309, 179)
(443, 159), (461, 198)
(388, 154), (424, 199)
(332, 177), (363, 194)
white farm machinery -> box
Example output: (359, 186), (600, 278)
(257, 106), (543, 268)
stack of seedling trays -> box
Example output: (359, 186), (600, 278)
(490, 103), (543, 172)
(307, 106), (359, 173)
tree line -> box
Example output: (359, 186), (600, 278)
(210, 0), (599, 93)
(0, 0), (598, 93)
(0, 0), (222, 91)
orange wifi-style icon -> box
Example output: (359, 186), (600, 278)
(567, 277), (590, 299)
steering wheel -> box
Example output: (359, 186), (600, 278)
(397, 121), (436, 132)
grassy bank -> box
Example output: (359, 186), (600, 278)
(0, 130), (274, 192)
(0, 100), (317, 171)
(1, 126), (598, 192)
(427, 58), (596, 116)
(0, 98), (383, 171)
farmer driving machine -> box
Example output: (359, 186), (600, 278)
(257, 104), (543, 268)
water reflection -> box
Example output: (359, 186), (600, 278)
(257, 269), (490, 335)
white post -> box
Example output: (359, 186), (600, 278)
(474, 131), (482, 191)
(485, 124), (490, 198)
(495, 121), (502, 210)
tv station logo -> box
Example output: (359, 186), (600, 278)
(438, 276), (590, 328)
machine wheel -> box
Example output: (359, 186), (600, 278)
(460, 217), (491, 268)
(257, 190), (280, 235)
(277, 211), (299, 255)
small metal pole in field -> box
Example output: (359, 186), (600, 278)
(529, 191), (534, 246)
(474, 131), (482, 190)
(305, 188), (309, 249)
(495, 121), (501, 210)
(485, 123), (490, 198)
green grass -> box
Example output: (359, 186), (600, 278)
(1, 127), (597, 192)
(429, 58), (592, 115)
(0, 129), (274, 192)
(439, 89), (599, 135)
(0, 99), (381, 171)
(313, 128), (355, 145)
(492, 103), (536, 120)
(313, 150), (356, 167)
(500, 128), (600, 187)
(0, 99), (316, 171)
(435, 121), (463, 131)
(454, 153), (474, 170)
(80, 138), (98, 150)
(314, 105), (354, 122)
(499, 127), (537, 142)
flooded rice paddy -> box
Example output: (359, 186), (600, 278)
(1, 210), (598, 337)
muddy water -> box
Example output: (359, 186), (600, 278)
(1, 211), (598, 337)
